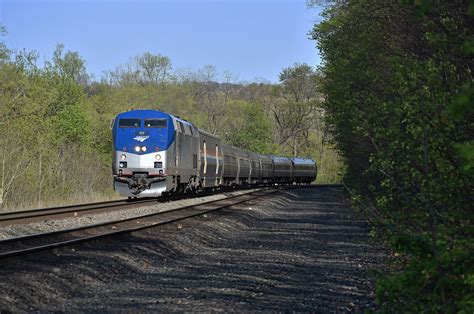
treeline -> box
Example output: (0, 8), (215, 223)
(0, 25), (341, 210)
(311, 0), (473, 311)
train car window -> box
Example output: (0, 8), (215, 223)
(174, 120), (181, 132)
(203, 141), (207, 174)
(119, 118), (141, 128)
(225, 155), (237, 164)
(216, 144), (219, 174)
(144, 119), (167, 128)
(179, 121), (186, 134)
(184, 124), (193, 135)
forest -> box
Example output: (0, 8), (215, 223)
(311, 0), (473, 311)
(0, 26), (340, 210)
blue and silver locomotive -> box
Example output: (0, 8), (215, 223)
(112, 109), (317, 197)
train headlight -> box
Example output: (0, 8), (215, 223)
(120, 154), (126, 161)
(141, 146), (147, 152)
(155, 154), (161, 160)
(119, 161), (127, 168)
(134, 146), (141, 152)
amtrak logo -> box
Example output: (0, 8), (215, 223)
(133, 135), (149, 142)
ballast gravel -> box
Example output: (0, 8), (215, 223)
(0, 188), (260, 240)
(0, 186), (387, 312)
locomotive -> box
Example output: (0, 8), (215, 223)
(111, 109), (317, 197)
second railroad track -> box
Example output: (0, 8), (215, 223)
(0, 187), (279, 260)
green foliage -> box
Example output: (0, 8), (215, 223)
(0, 43), (107, 209)
(47, 43), (89, 85)
(135, 52), (172, 84)
(312, 0), (473, 311)
(378, 237), (474, 312)
(269, 63), (325, 158)
(103, 52), (172, 85)
(52, 102), (90, 145)
(224, 101), (275, 154)
(454, 141), (474, 173)
(0, 25), (10, 62)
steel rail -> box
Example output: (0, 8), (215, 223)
(0, 184), (341, 226)
(0, 185), (273, 226)
(0, 188), (278, 260)
(0, 198), (158, 226)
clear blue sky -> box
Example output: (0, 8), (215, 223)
(0, 0), (322, 82)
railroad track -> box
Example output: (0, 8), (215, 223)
(0, 186), (258, 226)
(0, 184), (342, 227)
(0, 198), (158, 226)
(0, 187), (279, 260)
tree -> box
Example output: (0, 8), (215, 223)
(102, 52), (172, 86)
(47, 43), (89, 85)
(223, 100), (274, 153)
(136, 52), (172, 84)
(0, 126), (29, 209)
(268, 63), (322, 156)
(0, 25), (10, 62)
(311, 0), (473, 310)
(185, 65), (236, 134)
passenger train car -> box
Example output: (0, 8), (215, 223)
(112, 109), (317, 197)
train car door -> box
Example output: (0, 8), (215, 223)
(203, 140), (207, 186)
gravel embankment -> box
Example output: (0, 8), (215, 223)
(0, 186), (387, 312)
(0, 188), (260, 240)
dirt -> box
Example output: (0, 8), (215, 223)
(0, 186), (386, 312)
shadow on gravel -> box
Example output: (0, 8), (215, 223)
(0, 187), (386, 312)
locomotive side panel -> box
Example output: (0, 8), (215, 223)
(172, 118), (200, 189)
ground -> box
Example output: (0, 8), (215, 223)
(0, 186), (386, 312)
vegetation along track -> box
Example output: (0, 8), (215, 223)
(0, 187), (282, 260)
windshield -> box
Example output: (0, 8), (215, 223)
(119, 118), (141, 128)
(144, 119), (167, 128)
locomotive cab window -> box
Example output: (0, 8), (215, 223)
(145, 119), (167, 128)
(184, 124), (193, 135)
(179, 121), (186, 134)
(119, 118), (141, 128)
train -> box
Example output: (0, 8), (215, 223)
(111, 109), (317, 197)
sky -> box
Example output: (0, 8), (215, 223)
(0, 0), (323, 83)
